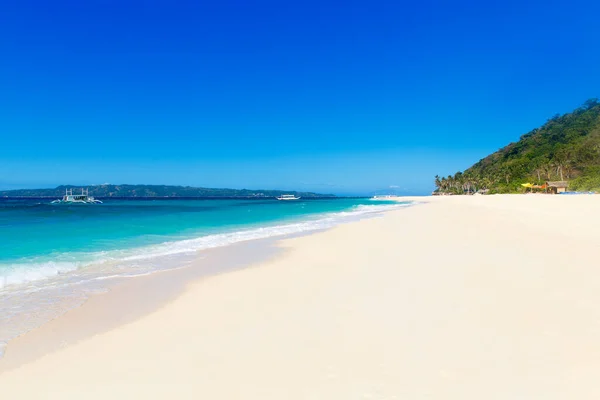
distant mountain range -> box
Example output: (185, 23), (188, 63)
(0, 184), (334, 198)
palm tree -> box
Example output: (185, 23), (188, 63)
(471, 177), (481, 193)
(453, 172), (465, 194)
(463, 173), (475, 194)
(552, 158), (570, 181)
(447, 175), (456, 194)
(535, 168), (543, 183)
(554, 149), (573, 181)
(534, 156), (550, 183)
(542, 164), (553, 181)
(555, 161), (565, 181)
(563, 163), (574, 180)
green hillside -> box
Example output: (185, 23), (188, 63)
(434, 99), (600, 194)
(0, 184), (333, 198)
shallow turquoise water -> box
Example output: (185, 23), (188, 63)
(0, 198), (399, 286)
(0, 196), (408, 356)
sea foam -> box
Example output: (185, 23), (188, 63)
(0, 201), (410, 357)
(0, 202), (408, 290)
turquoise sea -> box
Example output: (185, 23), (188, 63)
(0, 197), (407, 355)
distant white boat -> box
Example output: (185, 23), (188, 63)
(276, 194), (301, 201)
(51, 188), (103, 204)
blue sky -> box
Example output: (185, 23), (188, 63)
(1, 0), (599, 195)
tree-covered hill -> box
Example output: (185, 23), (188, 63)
(434, 99), (600, 194)
(0, 184), (333, 198)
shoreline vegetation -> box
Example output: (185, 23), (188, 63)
(434, 99), (600, 195)
(0, 184), (335, 198)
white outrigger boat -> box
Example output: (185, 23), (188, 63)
(276, 194), (301, 201)
(51, 188), (103, 204)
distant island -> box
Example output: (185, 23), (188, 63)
(434, 98), (600, 194)
(0, 184), (334, 198)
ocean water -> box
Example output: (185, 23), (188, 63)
(0, 197), (408, 356)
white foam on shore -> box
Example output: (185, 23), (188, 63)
(0, 261), (83, 289)
(0, 202), (411, 356)
(0, 202), (409, 290)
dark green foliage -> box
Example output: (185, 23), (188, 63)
(434, 99), (600, 193)
(569, 166), (600, 191)
(0, 184), (333, 198)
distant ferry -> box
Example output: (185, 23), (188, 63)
(276, 194), (301, 201)
(51, 188), (103, 204)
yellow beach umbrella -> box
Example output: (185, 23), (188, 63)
(521, 183), (534, 188)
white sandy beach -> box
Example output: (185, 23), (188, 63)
(2, 195), (600, 399)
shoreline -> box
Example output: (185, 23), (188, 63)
(0, 236), (286, 372)
(0, 201), (409, 372)
(3, 195), (600, 398)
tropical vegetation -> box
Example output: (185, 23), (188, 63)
(434, 99), (600, 194)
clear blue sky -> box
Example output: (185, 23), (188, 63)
(1, 0), (599, 195)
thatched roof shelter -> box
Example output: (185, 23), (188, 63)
(547, 181), (569, 194)
(547, 181), (568, 188)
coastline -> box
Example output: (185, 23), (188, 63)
(0, 199), (406, 364)
(0, 237), (286, 372)
(0, 201), (406, 371)
(2, 195), (600, 398)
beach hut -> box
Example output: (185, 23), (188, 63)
(547, 181), (569, 194)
